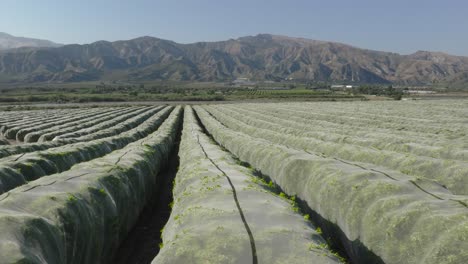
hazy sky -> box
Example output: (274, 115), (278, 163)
(1, 0), (467, 55)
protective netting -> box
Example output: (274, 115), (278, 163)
(153, 106), (342, 264)
(0, 107), (181, 263)
(0, 107), (162, 159)
(0, 107), (173, 195)
(204, 105), (468, 195)
(195, 105), (468, 264)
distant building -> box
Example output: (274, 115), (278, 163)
(331, 84), (355, 90)
(405, 90), (436, 94)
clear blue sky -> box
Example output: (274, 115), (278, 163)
(1, 0), (467, 55)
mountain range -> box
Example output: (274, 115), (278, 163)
(0, 33), (467, 87)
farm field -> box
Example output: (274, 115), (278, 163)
(0, 100), (466, 263)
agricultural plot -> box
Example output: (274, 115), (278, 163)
(153, 107), (342, 263)
(232, 89), (359, 100)
(0, 99), (466, 264)
(195, 100), (468, 264)
(0, 106), (182, 263)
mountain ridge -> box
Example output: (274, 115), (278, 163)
(0, 33), (467, 87)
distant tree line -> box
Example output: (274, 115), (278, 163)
(352, 85), (403, 100)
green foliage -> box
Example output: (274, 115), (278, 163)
(268, 180), (274, 188)
(67, 194), (77, 203)
(128, 91), (138, 97)
(316, 227), (323, 235)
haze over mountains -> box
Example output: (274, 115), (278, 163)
(0, 33), (467, 87)
(0, 32), (62, 50)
